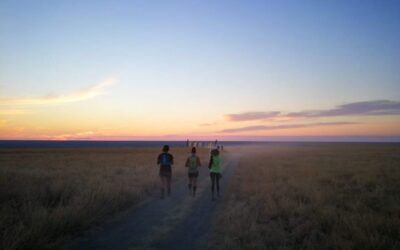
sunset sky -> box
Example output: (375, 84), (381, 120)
(1, 0), (399, 141)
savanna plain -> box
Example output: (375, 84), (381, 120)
(0, 147), (210, 250)
(1, 143), (399, 250)
(211, 143), (400, 250)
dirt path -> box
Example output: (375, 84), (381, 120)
(68, 153), (240, 250)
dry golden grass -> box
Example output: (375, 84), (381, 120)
(211, 143), (400, 250)
(0, 147), (210, 250)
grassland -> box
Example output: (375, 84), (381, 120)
(0, 147), (210, 250)
(210, 143), (400, 250)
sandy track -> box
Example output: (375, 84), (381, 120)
(67, 153), (239, 250)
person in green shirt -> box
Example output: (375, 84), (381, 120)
(208, 148), (222, 201)
(185, 147), (202, 197)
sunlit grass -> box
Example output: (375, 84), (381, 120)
(210, 143), (400, 249)
(0, 147), (209, 250)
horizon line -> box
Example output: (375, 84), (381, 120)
(1, 135), (400, 143)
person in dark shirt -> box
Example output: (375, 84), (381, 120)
(157, 145), (174, 199)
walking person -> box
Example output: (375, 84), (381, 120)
(185, 147), (202, 196)
(208, 148), (222, 201)
(157, 145), (174, 199)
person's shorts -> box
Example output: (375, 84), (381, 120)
(210, 172), (222, 179)
(188, 171), (199, 178)
(159, 167), (172, 178)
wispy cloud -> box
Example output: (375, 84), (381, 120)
(288, 100), (400, 118)
(0, 78), (117, 106)
(226, 111), (281, 121)
(49, 131), (97, 140)
(0, 109), (30, 115)
(199, 122), (218, 127)
(219, 122), (358, 133)
(226, 100), (400, 122)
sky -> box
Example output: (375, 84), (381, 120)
(0, 0), (399, 141)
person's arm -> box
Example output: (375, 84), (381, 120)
(208, 155), (213, 169)
(185, 157), (189, 168)
(157, 154), (160, 165)
(170, 154), (174, 165)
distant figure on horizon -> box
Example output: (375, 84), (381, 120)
(157, 145), (174, 199)
(185, 147), (202, 197)
(208, 148), (222, 201)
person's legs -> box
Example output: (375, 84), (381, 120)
(210, 173), (216, 200)
(188, 174), (193, 190)
(216, 173), (221, 196)
(192, 176), (197, 196)
(166, 174), (171, 196)
(160, 175), (166, 199)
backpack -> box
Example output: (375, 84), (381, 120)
(160, 153), (171, 166)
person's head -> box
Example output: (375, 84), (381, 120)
(191, 147), (196, 154)
(162, 145), (169, 152)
